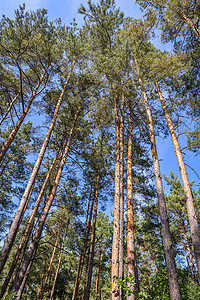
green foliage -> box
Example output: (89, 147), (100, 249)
(0, 2), (199, 300)
(113, 275), (149, 299)
(2, 290), (17, 300)
(187, 125), (200, 155)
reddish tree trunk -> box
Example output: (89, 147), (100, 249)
(72, 186), (95, 300)
(119, 91), (124, 300)
(84, 175), (100, 300)
(49, 225), (68, 300)
(127, 111), (139, 300)
(0, 148), (61, 298)
(0, 66), (48, 164)
(39, 226), (60, 300)
(82, 247), (90, 300)
(11, 106), (80, 295)
(112, 96), (120, 300)
(94, 246), (101, 300)
(0, 61), (75, 274)
(15, 248), (37, 300)
(180, 214), (199, 285)
(155, 79), (200, 276)
(135, 59), (181, 300)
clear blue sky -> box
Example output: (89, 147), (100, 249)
(1, 0), (199, 192)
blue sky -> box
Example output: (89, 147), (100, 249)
(0, 0), (142, 23)
(1, 0), (199, 192)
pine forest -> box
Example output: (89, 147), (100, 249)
(0, 0), (200, 299)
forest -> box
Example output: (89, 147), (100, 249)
(0, 0), (200, 299)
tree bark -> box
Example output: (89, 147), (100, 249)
(0, 61), (75, 274)
(84, 174), (100, 300)
(119, 91), (124, 300)
(49, 246), (62, 300)
(72, 186), (95, 300)
(15, 248), (37, 300)
(112, 96), (120, 300)
(11, 106), (80, 295)
(0, 94), (19, 126)
(49, 225), (68, 300)
(155, 79), (200, 276)
(39, 226), (60, 300)
(180, 213), (199, 285)
(0, 66), (48, 164)
(0, 148), (61, 297)
(94, 246), (101, 300)
(181, 14), (200, 41)
(127, 110), (139, 300)
(135, 60), (181, 300)
(82, 246), (90, 300)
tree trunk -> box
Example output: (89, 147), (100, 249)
(49, 225), (68, 300)
(119, 91), (124, 300)
(2, 185), (34, 296)
(82, 246), (90, 300)
(127, 110), (139, 300)
(39, 226), (61, 300)
(180, 213), (199, 284)
(155, 79), (200, 276)
(0, 66), (49, 164)
(72, 186), (95, 300)
(11, 106), (80, 294)
(49, 246), (62, 300)
(112, 96), (120, 300)
(15, 248), (37, 300)
(182, 14), (200, 41)
(182, 239), (193, 276)
(0, 94), (19, 126)
(94, 246), (101, 300)
(135, 60), (181, 300)
(0, 148), (61, 298)
(0, 61), (75, 274)
(84, 174), (100, 300)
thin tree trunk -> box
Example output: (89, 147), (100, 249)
(112, 96), (120, 300)
(5, 215), (35, 297)
(0, 66), (49, 164)
(49, 225), (68, 300)
(127, 110), (139, 300)
(39, 226), (61, 300)
(72, 186), (95, 300)
(155, 79), (200, 276)
(0, 94), (19, 126)
(11, 106), (80, 295)
(94, 246), (101, 300)
(84, 174), (100, 300)
(15, 248), (37, 300)
(0, 148), (61, 298)
(0, 61), (75, 274)
(82, 246), (90, 300)
(39, 272), (45, 300)
(180, 213), (199, 284)
(49, 247), (62, 300)
(2, 185), (34, 297)
(182, 240), (193, 276)
(135, 59), (181, 300)
(119, 91), (124, 300)
(182, 14), (200, 41)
